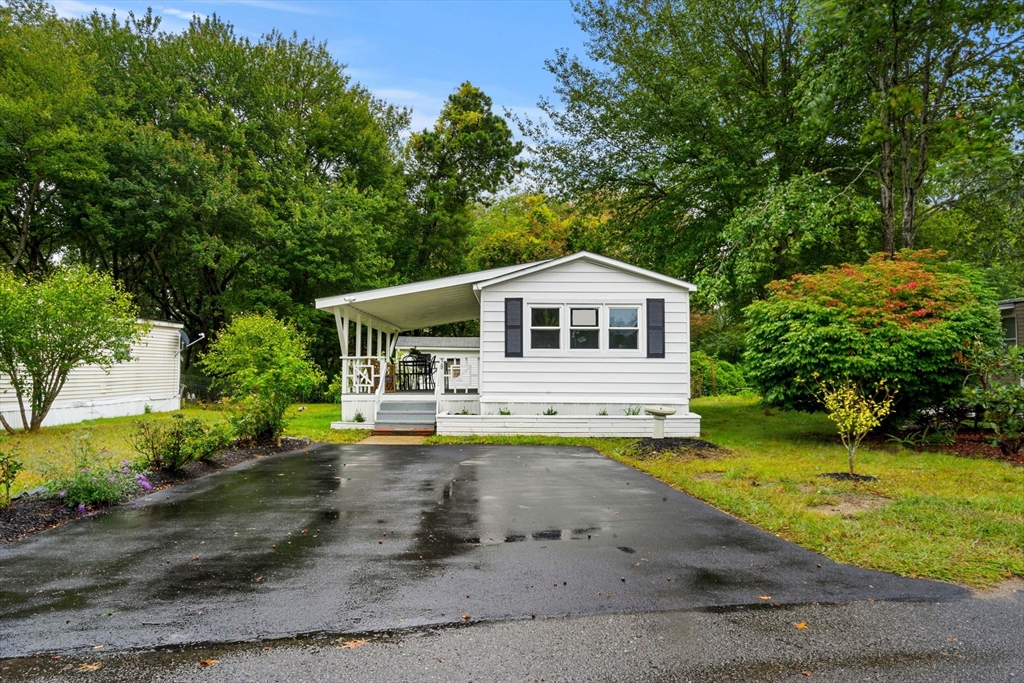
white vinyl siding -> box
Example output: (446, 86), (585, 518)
(480, 258), (690, 406)
(0, 321), (182, 428)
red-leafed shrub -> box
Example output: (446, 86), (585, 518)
(744, 250), (1002, 419)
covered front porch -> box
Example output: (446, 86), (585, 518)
(315, 262), (535, 430)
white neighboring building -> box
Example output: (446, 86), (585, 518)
(0, 320), (182, 429)
(316, 252), (700, 437)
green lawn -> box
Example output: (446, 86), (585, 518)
(429, 396), (1024, 587)
(1, 403), (365, 493)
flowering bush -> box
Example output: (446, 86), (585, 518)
(744, 250), (1001, 419)
(45, 432), (148, 508)
(808, 377), (897, 474)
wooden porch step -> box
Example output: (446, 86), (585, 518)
(371, 425), (436, 437)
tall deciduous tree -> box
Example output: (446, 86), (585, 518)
(0, 1), (105, 274)
(403, 82), (524, 276)
(806, 0), (1024, 255)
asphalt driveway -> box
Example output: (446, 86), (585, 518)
(0, 444), (965, 657)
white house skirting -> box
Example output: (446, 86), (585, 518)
(436, 413), (701, 437)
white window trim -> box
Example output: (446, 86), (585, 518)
(607, 305), (642, 353)
(529, 304), (562, 351)
(524, 303), (645, 356)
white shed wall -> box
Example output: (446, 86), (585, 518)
(0, 321), (182, 428)
(478, 258), (691, 411)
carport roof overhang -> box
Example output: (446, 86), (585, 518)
(314, 261), (546, 332)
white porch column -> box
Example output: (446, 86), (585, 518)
(355, 314), (362, 357)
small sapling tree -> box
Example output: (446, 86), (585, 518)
(0, 266), (142, 433)
(200, 313), (324, 443)
(808, 376), (896, 475)
(0, 448), (24, 507)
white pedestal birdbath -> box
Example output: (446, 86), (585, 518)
(644, 405), (676, 439)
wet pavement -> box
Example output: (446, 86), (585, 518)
(0, 444), (966, 658)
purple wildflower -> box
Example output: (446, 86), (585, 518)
(80, 468), (90, 473)
(120, 467), (130, 474)
(77, 504), (86, 514)
(59, 489), (67, 498)
(122, 460), (131, 467)
(137, 476), (152, 491)
(107, 476), (117, 483)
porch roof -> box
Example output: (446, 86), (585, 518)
(314, 260), (547, 332)
(315, 252), (697, 333)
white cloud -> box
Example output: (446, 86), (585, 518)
(50, 0), (119, 18)
(211, 0), (327, 15)
(162, 7), (208, 21)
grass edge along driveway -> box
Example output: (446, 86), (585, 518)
(428, 396), (1024, 588)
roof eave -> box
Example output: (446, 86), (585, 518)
(473, 251), (698, 292)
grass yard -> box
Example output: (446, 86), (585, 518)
(1, 403), (365, 494)
(429, 396), (1024, 587)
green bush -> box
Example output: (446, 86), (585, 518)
(963, 345), (1024, 455)
(200, 313), (325, 442)
(131, 414), (233, 471)
(744, 250), (1002, 420)
(46, 432), (146, 508)
(0, 448), (24, 507)
(691, 351), (746, 398)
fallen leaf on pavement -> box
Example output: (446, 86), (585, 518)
(92, 645), (104, 650)
(199, 659), (219, 666)
(801, 671), (812, 676)
(795, 622), (808, 629)
(757, 595), (772, 600)
(337, 638), (368, 650)
(78, 663), (102, 672)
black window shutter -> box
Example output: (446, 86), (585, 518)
(647, 298), (665, 358)
(505, 298), (523, 357)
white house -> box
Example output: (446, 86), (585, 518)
(0, 320), (182, 428)
(315, 252), (701, 437)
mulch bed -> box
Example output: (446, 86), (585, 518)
(629, 437), (727, 460)
(819, 472), (878, 483)
(935, 429), (1024, 465)
(0, 437), (313, 546)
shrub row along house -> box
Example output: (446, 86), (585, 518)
(315, 252), (701, 436)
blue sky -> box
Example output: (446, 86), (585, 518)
(52, 0), (590, 131)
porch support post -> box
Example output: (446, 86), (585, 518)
(339, 310), (349, 397)
(355, 314), (362, 357)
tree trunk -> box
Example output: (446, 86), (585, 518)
(879, 137), (896, 256)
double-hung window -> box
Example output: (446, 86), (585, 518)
(1005, 316), (1018, 347)
(608, 307), (639, 350)
(569, 307), (600, 349)
(530, 307), (561, 349)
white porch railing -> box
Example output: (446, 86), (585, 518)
(440, 356), (479, 394)
(341, 356), (385, 395)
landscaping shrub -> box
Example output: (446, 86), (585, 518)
(130, 413), (233, 471)
(744, 250), (1001, 420)
(200, 313), (325, 442)
(45, 432), (148, 508)
(962, 345), (1024, 455)
(691, 351), (746, 398)
(0, 448), (24, 507)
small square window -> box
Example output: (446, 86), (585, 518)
(570, 307), (599, 349)
(609, 307), (639, 350)
(530, 307), (560, 349)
